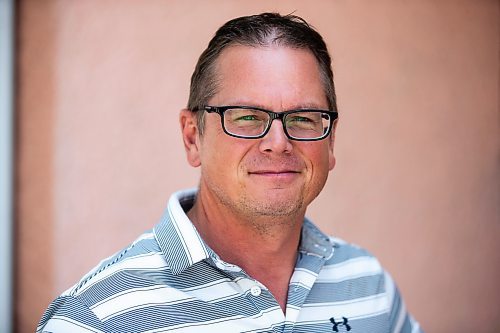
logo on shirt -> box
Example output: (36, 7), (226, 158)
(330, 317), (351, 332)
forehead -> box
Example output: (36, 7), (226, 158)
(210, 45), (328, 110)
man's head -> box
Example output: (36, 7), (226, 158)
(181, 13), (338, 225)
(188, 12), (338, 133)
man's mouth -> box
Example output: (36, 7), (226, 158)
(247, 170), (301, 182)
(245, 157), (304, 181)
(249, 170), (300, 175)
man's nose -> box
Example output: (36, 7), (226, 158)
(258, 120), (293, 154)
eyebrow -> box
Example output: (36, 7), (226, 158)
(290, 103), (328, 110)
(218, 101), (329, 111)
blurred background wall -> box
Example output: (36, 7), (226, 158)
(15, 0), (499, 332)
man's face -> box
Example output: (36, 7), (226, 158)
(188, 45), (336, 219)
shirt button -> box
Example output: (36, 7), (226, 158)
(250, 286), (262, 296)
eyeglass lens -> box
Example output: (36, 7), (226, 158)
(223, 108), (330, 139)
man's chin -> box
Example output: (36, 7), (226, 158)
(238, 191), (305, 217)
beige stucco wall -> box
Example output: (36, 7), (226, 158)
(16, 1), (499, 332)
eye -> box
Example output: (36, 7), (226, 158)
(288, 115), (314, 123)
(227, 109), (267, 123)
(287, 113), (321, 125)
(236, 115), (259, 121)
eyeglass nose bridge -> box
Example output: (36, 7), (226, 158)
(268, 111), (286, 121)
(255, 110), (293, 140)
(266, 111), (288, 130)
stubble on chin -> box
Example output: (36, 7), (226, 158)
(237, 188), (305, 217)
(209, 180), (306, 234)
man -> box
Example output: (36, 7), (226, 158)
(38, 13), (422, 332)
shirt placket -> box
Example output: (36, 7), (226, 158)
(282, 252), (327, 333)
(211, 256), (288, 332)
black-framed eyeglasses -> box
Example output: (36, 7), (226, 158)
(196, 105), (338, 141)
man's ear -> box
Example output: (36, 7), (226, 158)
(179, 109), (201, 167)
(328, 119), (338, 171)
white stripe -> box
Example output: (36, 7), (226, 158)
(411, 319), (421, 333)
(317, 256), (382, 282)
(68, 252), (168, 295)
(284, 305), (301, 326)
(384, 270), (407, 333)
(384, 271), (396, 312)
(290, 268), (318, 289)
(40, 316), (105, 333)
(182, 278), (241, 302)
(91, 285), (194, 320)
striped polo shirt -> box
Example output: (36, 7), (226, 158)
(37, 189), (422, 332)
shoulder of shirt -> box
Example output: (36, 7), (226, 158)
(61, 229), (166, 299)
(326, 235), (384, 269)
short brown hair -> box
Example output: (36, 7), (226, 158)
(188, 12), (338, 133)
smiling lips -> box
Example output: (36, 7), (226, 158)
(248, 169), (301, 182)
(249, 170), (300, 175)
(245, 157), (304, 181)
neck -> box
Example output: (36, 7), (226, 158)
(187, 187), (304, 313)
